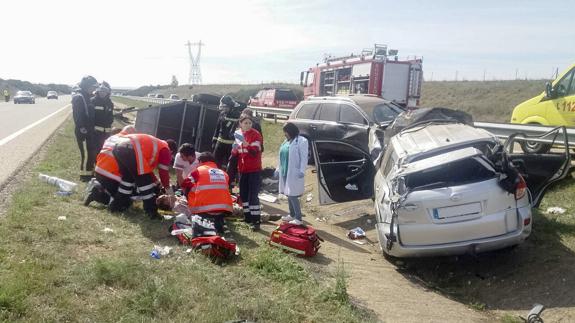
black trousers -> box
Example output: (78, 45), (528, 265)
(94, 173), (119, 205)
(75, 128), (98, 174)
(239, 171), (261, 224)
(227, 154), (238, 189)
(111, 145), (158, 214)
(199, 213), (227, 235)
(94, 130), (110, 153)
(213, 142), (232, 170)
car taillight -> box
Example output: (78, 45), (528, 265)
(515, 175), (527, 200)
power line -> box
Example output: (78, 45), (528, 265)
(185, 40), (204, 85)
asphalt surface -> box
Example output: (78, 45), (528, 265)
(0, 96), (72, 187)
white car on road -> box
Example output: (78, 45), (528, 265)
(312, 109), (570, 257)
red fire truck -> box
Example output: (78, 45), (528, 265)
(300, 44), (423, 107)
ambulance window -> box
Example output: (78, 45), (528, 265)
(555, 69), (574, 97)
(296, 103), (319, 120)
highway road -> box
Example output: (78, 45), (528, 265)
(0, 96), (72, 187)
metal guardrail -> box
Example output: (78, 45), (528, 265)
(474, 122), (575, 145)
(113, 95), (180, 105)
(115, 96), (575, 145)
(247, 106), (293, 117)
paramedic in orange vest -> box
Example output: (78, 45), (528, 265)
(109, 133), (177, 217)
(84, 125), (137, 207)
(181, 152), (233, 235)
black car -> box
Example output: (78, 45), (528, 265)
(288, 95), (405, 159)
(14, 91), (35, 104)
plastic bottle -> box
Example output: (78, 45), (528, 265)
(38, 173), (78, 192)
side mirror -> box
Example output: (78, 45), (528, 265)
(300, 71), (305, 86)
(545, 81), (555, 99)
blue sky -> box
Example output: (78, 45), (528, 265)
(0, 0), (573, 86)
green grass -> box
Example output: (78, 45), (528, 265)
(420, 80), (547, 122)
(0, 119), (374, 322)
(112, 97), (155, 109)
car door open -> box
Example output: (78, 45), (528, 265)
(505, 126), (571, 207)
(312, 140), (375, 205)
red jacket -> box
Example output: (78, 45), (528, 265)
(236, 128), (262, 173)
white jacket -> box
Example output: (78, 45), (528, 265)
(278, 135), (309, 197)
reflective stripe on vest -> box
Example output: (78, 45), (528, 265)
(187, 163), (233, 214)
(95, 133), (127, 182)
(189, 204), (233, 213)
(126, 134), (168, 175)
(94, 166), (122, 182)
(216, 137), (234, 145)
(189, 184), (229, 192)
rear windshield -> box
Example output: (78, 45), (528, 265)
(17, 91), (31, 95)
(276, 90), (297, 101)
(405, 157), (496, 191)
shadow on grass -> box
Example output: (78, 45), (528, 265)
(390, 209), (575, 312)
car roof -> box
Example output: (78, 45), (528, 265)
(305, 95), (398, 119)
(392, 123), (497, 160)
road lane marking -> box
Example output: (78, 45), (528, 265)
(0, 104), (71, 147)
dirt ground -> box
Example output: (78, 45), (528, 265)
(258, 168), (494, 322)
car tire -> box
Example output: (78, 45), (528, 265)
(519, 123), (551, 154)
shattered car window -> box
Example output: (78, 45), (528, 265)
(373, 103), (404, 123)
(404, 157), (496, 191)
(316, 142), (366, 163)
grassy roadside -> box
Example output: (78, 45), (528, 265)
(0, 119), (374, 322)
(112, 96), (154, 109)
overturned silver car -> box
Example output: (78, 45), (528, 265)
(312, 108), (571, 257)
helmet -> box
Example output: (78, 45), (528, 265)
(219, 95), (240, 109)
(95, 83), (111, 96)
(121, 125), (136, 135)
(79, 75), (98, 92)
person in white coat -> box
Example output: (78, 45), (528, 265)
(277, 122), (309, 225)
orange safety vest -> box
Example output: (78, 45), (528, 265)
(94, 130), (130, 182)
(187, 162), (233, 214)
(124, 134), (169, 175)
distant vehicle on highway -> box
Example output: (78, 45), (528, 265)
(288, 95), (405, 157)
(47, 91), (58, 99)
(147, 93), (155, 98)
(13, 91), (35, 104)
(511, 63), (575, 153)
(155, 94), (165, 99)
(169, 94), (180, 100)
(248, 88), (299, 109)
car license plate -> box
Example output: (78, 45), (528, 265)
(432, 202), (482, 220)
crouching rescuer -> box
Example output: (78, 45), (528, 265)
(181, 152), (233, 235)
(85, 125), (136, 206)
(110, 133), (177, 217)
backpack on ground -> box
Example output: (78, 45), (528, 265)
(191, 235), (237, 259)
(269, 223), (321, 257)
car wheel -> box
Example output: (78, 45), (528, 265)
(519, 123), (551, 154)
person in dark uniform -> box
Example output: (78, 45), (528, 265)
(72, 75), (99, 182)
(212, 95), (243, 169)
(91, 81), (115, 150)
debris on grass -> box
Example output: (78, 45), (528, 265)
(347, 227), (366, 240)
(57, 216), (66, 221)
(102, 227), (114, 233)
(546, 207), (566, 215)
(306, 193), (313, 202)
(259, 193), (278, 203)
